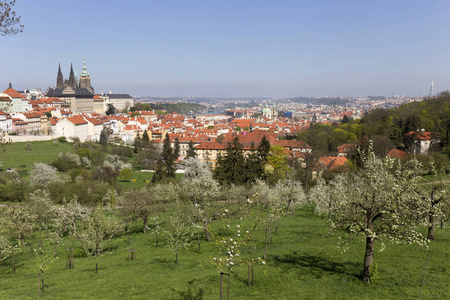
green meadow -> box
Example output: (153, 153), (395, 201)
(0, 208), (448, 299)
(0, 140), (73, 171)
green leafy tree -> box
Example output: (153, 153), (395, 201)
(106, 104), (116, 115)
(118, 168), (133, 182)
(266, 145), (291, 184)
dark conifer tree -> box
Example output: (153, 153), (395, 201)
(245, 141), (264, 182)
(174, 137), (180, 161)
(133, 134), (142, 153)
(258, 135), (271, 165)
(186, 140), (197, 159)
(162, 134), (176, 178)
(214, 136), (246, 185)
(142, 130), (150, 148)
(99, 127), (108, 147)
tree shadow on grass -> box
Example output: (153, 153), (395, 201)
(171, 278), (205, 300)
(272, 251), (362, 280)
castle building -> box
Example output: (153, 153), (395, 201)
(47, 60), (95, 112)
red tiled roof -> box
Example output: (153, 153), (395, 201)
(407, 131), (439, 140)
(86, 118), (103, 125)
(3, 87), (25, 99)
(67, 116), (88, 125)
(387, 149), (408, 158)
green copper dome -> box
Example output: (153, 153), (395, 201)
(80, 58), (90, 77)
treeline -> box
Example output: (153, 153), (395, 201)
(131, 102), (207, 115)
(296, 93), (450, 159)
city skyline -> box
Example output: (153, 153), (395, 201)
(1, 0), (450, 97)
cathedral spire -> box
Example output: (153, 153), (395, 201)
(68, 63), (76, 89)
(57, 63), (64, 89)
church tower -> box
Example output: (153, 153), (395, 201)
(57, 64), (64, 89)
(68, 64), (77, 89)
(78, 59), (94, 93)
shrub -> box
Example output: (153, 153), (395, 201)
(92, 165), (119, 185)
(52, 152), (82, 172)
(77, 148), (91, 159)
(57, 136), (67, 143)
(111, 146), (134, 158)
(118, 168), (133, 182)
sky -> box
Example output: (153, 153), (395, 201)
(1, 0), (450, 98)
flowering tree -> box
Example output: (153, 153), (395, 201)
(274, 181), (306, 216)
(252, 180), (284, 260)
(417, 162), (450, 240)
(182, 157), (212, 180)
(52, 197), (89, 236)
(78, 207), (124, 274)
(181, 174), (220, 244)
(29, 163), (59, 186)
(211, 204), (264, 299)
(315, 146), (428, 283)
(121, 188), (153, 233)
(164, 201), (193, 265)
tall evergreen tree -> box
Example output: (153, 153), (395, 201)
(174, 137), (180, 161)
(245, 141), (264, 182)
(186, 140), (197, 158)
(214, 136), (246, 185)
(162, 134), (176, 178)
(142, 130), (150, 148)
(99, 127), (108, 147)
(258, 135), (271, 165)
(133, 134), (142, 153)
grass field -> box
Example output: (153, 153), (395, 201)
(0, 208), (448, 299)
(0, 140), (73, 172)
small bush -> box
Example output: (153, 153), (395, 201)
(57, 136), (68, 143)
(118, 168), (133, 182)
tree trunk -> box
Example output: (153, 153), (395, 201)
(428, 213), (435, 240)
(95, 256), (98, 275)
(143, 216), (148, 233)
(198, 231), (201, 252)
(175, 253), (178, 266)
(248, 261), (251, 286)
(227, 267), (231, 300)
(220, 272), (223, 300)
(204, 225), (212, 242)
(264, 227), (269, 260)
(41, 272), (44, 293)
(363, 235), (375, 283)
(156, 232), (159, 247)
(12, 254), (15, 273)
(286, 201), (291, 217)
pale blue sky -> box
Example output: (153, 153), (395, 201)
(1, 0), (449, 97)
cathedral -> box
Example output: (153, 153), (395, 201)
(47, 60), (95, 112)
(56, 60), (94, 93)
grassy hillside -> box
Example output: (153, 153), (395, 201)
(0, 140), (73, 171)
(0, 209), (448, 299)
